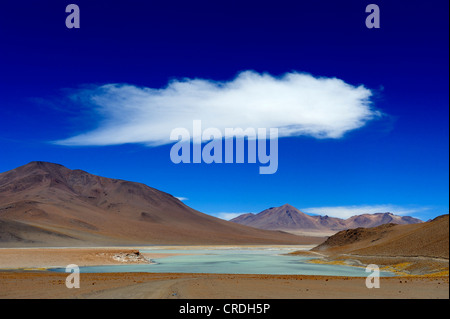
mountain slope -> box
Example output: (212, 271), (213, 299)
(0, 162), (320, 247)
(344, 213), (422, 229)
(233, 204), (321, 230)
(312, 214), (449, 259)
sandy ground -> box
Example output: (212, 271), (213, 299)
(0, 272), (448, 299)
(0, 246), (448, 299)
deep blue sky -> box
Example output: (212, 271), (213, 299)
(0, 0), (448, 220)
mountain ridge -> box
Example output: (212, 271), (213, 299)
(312, 214), (449, 259)
(230, 203), (423, 234)
(0, 161), (322, 247)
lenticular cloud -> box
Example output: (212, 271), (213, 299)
(55, 71), (380, 146)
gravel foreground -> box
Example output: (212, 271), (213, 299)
(0, 271), (448, 299)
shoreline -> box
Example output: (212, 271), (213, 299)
(0, 247), (190, 270)
(0, 245), (311, 270)
(2, 245), (447, 276)
(289, 250), (449, 277)
(0, 246), (448, 299)
(0, 245), (399, 280)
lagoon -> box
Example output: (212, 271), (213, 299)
(51, 247), (395, 277)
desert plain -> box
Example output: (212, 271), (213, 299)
(0, 163), (448, 299)
(0, 246), (448, 299)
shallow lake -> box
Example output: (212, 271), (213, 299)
(50, 247), (396, 277)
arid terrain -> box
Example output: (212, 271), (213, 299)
(0, 162), (320, 246)
(291, 215), (449, 276)
(1, 271), (448, 299)
(0, 162), (448, 299)
(0, 246), (448, 299)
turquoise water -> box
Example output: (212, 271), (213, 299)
(50, 247), (395, 277)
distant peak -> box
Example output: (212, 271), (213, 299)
(26, 161), (65, 168)
(23, 162), (91, 174)
(279, 204), (305, 214)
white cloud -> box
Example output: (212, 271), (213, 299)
(55, 71), (380, 146)
(175, 197), (188, 201)
(212, 212), (253, 221)
(302, 205), (430, 219)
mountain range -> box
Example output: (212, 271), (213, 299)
(230, 204), (423, 235)
(0, 162), (322, 247)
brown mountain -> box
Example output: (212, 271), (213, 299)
(0, 161), (321, 247)
(230, 204), (346, 232)
(230, 213), (256, 224)
(312, 214), (449, 259)
(344, 212), (422, 229)
(230, 204), (422, 234)
(231, 204), (321, 231)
